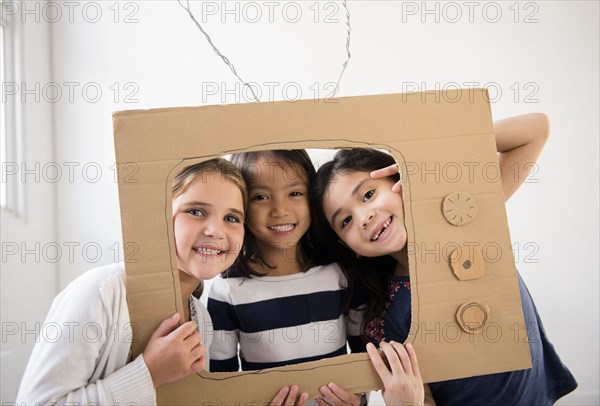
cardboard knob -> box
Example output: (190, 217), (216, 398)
(456, 302), (490, 334)
(442, 191), (478, 226)
(449, 246), (484, 281)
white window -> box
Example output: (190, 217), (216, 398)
(1, 0), (22, 218)
(1, 8), (7, 208)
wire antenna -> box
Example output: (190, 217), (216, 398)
(178, 0), (352, 102)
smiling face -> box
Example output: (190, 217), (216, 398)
(323, 170), (407, 260)
(246, 157), (311, 251)
(172, 174), (245, 281)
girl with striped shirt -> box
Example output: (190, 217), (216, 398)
(208, 150), (365, 405)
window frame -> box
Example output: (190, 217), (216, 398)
(1, 0), (24, 222)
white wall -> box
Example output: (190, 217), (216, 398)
(1, 10), (58, 400)
(1, 1), (598, 404)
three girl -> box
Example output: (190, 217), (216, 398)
(17, 159), (247, 404)
(311, 113), (578, 404)
(18, 111), (575, 405)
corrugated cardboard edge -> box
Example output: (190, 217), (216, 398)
(157, 353), (382, 404)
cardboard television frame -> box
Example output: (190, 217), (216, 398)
(113, 89), (532, 404)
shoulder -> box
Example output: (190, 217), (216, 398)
(49, 263), (128, 325)
(208, 274), (235, 303)
(314, 262), (344, 275)
(208, 269), (264, 304)
(307, 262), (347, 287)
(58, 262), (126, 301)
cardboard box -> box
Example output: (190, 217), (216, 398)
(113, 89), (531, 404)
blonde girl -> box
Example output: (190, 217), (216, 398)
(17, 159), (247, 405)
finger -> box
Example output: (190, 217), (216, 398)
(390, 340), (412, 376)
(270, 387), (290, 406)
(315, 398), (328, 406)
(296, 392), (309, 406)
(316, 398), (334, 406)
(324, 383), (356, 404)
(319, 386), (341, 404)
(370, 164), (399, 179)
(285, 385), (299, 406)
(405, 343), (422, 380)
(151, 313), (180, 339)
(184, 330), (202, 349)
(366, 342), (391, 383)
(380, 341), (405, 377)
(190, 356), (206, 373)
(190, 342), (206, 361)
(172, 321), (197, 340)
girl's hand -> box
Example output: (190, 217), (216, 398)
(370, 164), (402, 193)
(366, 341), (425, 405)
(270, 385), (309, 406)
(143, 313), (206, 388)
(317, 383), (363, 405)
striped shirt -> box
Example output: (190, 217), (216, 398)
(207, 263), (364, 371)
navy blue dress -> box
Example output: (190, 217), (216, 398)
(364, 273), (577, 405)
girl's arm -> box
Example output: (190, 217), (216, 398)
(371, 113), (550, 202)
(16, 268), (156, 405)
(16, 266), (205, 405)
(495, 113), (550, 201)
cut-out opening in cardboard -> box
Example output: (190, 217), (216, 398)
(164, 147), (414, 342)
(159, 146), (409, 403)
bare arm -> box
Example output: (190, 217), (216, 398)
(372, 113), (550, 202)
(494, 113), (550, 201)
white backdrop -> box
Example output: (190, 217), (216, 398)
(1, 1), (598, 404)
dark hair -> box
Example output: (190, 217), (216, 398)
(229, 150), (316, 278)
(310, 148), (401, 341)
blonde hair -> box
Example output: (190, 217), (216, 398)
(172, 158), (248, 210)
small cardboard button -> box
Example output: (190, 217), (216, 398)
(450, 245), (485, 281)
(443, 191), (479, 226)
(457, 302), (490, 334)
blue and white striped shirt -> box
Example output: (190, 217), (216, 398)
(207, 263), (364, 371)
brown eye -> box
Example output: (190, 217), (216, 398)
(363, 189), (374, 202)
(252, 194), (268, 201)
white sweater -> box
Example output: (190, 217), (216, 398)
(16, 262), (212, 406)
